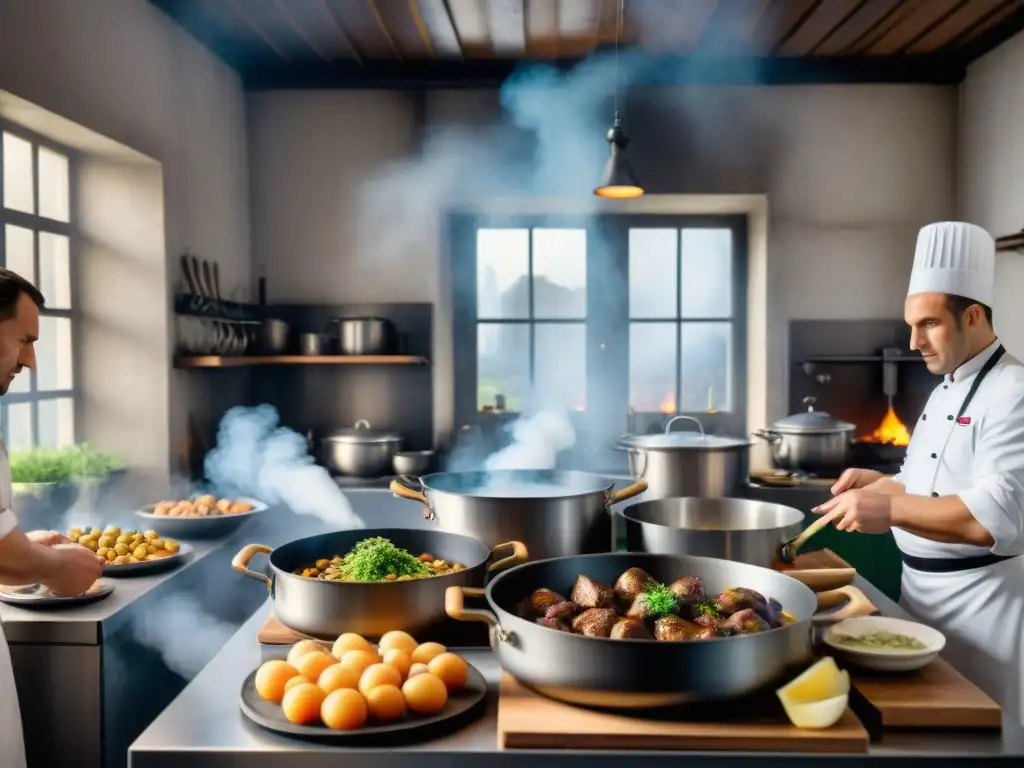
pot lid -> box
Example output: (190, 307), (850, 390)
(618, 432), (752, 451)
(772, 398), (854, 433)
(325, 419), (401, 444)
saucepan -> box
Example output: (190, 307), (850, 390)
(445, 551), (875, 709)
(231, 527), (528, 639)
(390, 470), (648, 560)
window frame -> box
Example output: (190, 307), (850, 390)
(0, 119), (81, 450)
(448, 212), (748, 439)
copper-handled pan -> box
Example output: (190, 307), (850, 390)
(445, 551), (876, 709)
(390, 469), (647, 560)
(231, 527), (527, 639)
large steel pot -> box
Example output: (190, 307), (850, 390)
(322, 419), (402, 477)
(617, 416), (753, 499)
(754, 397), (855, 474)
(445, 552), (875, 709)
(231, 527), (527, 639)
(622, 497), (805, 568)
(389, 470), (648, 560)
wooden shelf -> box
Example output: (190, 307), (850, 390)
(175, 355), (429, 368)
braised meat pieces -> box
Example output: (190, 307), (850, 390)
(518, 567), (794, 642)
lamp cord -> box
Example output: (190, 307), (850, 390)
(613, 0), (624, 123)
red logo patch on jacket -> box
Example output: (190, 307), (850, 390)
(957, 416), (971, 425)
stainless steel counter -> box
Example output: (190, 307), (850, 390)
(130, 572), (1024, 767)
(0, 539), (226, 645)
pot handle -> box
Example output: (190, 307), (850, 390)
(231, 543), (273, 593)
(753, 429), (782, 445)
(487, 540), (529, 573)
(607, 478), (648, 504)
(388, 479), (434, 520)
(445, 586), (511, 644)
(811, 585), (878, 623)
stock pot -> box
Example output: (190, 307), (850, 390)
(754, 397), (855, 474)
(390, 470), (647, 560)
(618, 416), (752, 499)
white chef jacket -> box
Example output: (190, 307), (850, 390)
(0, 433), (27, 767)
(893, 338), (1024, 721)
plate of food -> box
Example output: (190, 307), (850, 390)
(239, 628), (487, 744)
(65, 525), (192, 576)
(135, 495), (267, 539)
(823, 615), (946, 672)
(0, 579), (114, 608)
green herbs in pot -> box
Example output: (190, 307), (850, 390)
(294, 536), (467, 582)
(10, 444), (125, 484)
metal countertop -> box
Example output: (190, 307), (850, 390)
(0, 539), (224, 644)
(129, 573), (1024, 767)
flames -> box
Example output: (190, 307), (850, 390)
(659, 392), (676, 414)
(863, 405), (911, 447)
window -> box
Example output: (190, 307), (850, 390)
(450, 214), (747, 439)
(0, 126), (76, 451)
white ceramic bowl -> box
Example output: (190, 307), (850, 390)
(823, 616), (946, 672)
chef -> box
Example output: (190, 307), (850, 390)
(0, 269), (104, 766)
(816, 221), (1024, 720)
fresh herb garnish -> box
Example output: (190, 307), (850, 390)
(695, 599), (723, 619)
(643, 582), (679, 617)
(338, 537), (430, 582)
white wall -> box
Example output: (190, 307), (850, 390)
(248, 84), (956, 439)
(958, 32), (1024, 358)
(0, 0), (251, 489)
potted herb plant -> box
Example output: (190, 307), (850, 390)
(11, 444), (126, 520)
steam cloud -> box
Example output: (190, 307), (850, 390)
(204, 404), (364, 530)
(128, 594), (237, 679)
(483, 410), (577, 470)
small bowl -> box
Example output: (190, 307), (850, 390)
(824, 616), (946, 672)
(392, 450), (434, 476)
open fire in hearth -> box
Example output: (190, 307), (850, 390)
(860, 404), (911, 447)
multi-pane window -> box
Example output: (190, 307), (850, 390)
(0, 127), (75, 450)
(628, 227), (736, 414)
(452, 214), (747, 438)
(474, 227), (587, 413)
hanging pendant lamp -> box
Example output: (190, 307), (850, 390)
(595, 0), (644, 199)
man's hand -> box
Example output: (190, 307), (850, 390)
(812, 489), (894, 534)
(40, 544), (103, 597)
(831, 468), (884, 496)
(25, 530), (71, 547)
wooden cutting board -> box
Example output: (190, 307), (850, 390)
(779, 549), (857, 592)
(844, 657), (1002, 732)
(497, 674), (869, 752)
(258, 615), (322, 645)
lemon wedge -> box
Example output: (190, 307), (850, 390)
(776, 657), (851, 729)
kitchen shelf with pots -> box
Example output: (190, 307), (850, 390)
(174, 354), (429, 368)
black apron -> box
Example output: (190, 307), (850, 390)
(899, 345), (1013, 574)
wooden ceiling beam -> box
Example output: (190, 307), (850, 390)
(807, 0), (870, 55)
(409, 0), (438, 58)
(895, 0), (970, 54)
(907, 0), (1010, 53)
(272, 0), (330, 61)
(225, 0), (290, 60)
(958, 0), (1024, 58)
(366, 0), (405, 59)
(241, 53), (965, 89)
(319, 0), (364, 65)
(812, 0), (903, 55)
(487, 0), (528, 57)
(770, 0), (825, 54)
